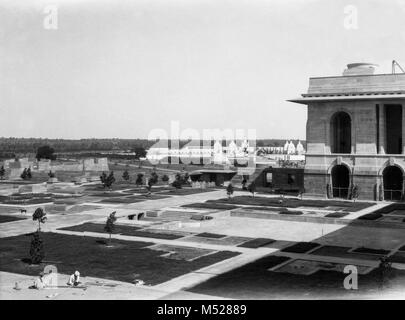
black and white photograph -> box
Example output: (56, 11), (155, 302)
(1, 0), (405, 307)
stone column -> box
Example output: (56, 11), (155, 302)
(403, 104), (405, 154)
(379, 104), (386, 154)
(325, 120), (330, 154)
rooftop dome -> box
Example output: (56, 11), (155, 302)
(343, 63), (378, 76)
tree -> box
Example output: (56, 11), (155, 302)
(100, 172), (107, 185)
(162, 174), (169, 183)
(107, 171), (116, 188)
(241, 178), (248, 191)
(26, 167), (32, 179)
(32, 208), (47, 232)
(172, 173), (183, 189)
(226, 183), (234, 199)
(36, 145), (56, 161)
(183, 172), (190, 185)
(122, 170), (130, 181)
(20, 168), (27, 180)
(29, 232), (45, 264)
(150, 171), (158, 185)
(133, 147), (147, 160)
(100, 171), (115, 189)
(378, 256), (392, 289)
(247, 181), (256, 197)
(350, 185), (359, 202)
(135, 173), (144, 187)
(0, 166), (5, 180)
(147, 172), (158, 194)
(104, 211), (117, 245)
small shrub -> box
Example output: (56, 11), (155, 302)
(122, 170), (130, 181)
(29, 232), (45, 264)
(104, 211), (117, 244)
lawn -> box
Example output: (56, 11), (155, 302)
(351, 247), (390, 255)
(0, 193), (80, 205)
(196, 232), (227, 239)
(0, 193), (54, 205)
(0, 232), (239, 285)
(187, 254), (405, 299)
(1, 199), (53, 205)
(59, 222), (188, 240)
(280, 242), (321, 253)
(98, 197), (144, 204)
(389, 252), (405, 263)
(184, 236), (252, 247)
(157, 188), (217, 196)
(309, 245), (386, 261)
(0, 215), (26, 224)
(372, 203), (405, 214)
(181, 203), (239, 210)
(206, 196), (374, 212)
(97, 194), (170, 204)
(325, 212), (350, 218)
(238, 238), (276, 248)
(357, 212), (383, 221)
(358, 204), (405, 222)
(87, 192), (129, 197)
(126, 195), (170, 201)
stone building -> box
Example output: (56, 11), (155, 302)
(289, 63), (405, 201)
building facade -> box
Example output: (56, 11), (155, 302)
(290, 63), (405, 201)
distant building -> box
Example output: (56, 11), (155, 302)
(189, 169), (237, 186)
(146, 140), (255, 165)
(290, 63), (405, 201)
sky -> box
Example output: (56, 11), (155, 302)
(0, 0), (404, 140)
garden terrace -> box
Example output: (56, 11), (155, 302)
(205, 196), (374, 212)
(187, 255), (405, 299)
(0, 232), (239, 285)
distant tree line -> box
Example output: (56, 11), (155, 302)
(0, 138), (155, 155)
(0, 138), (306, 159)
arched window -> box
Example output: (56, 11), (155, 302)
(331, 112), (351, 154)
(331, 165), (350, 198)
(383, 166), (403, 201)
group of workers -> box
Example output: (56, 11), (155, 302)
(31, 270), (81, 289)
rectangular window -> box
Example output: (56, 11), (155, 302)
(385, 104), (402, 154)
(266, 173), (273, 183)
(376, 104), (380, 154)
